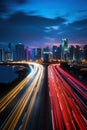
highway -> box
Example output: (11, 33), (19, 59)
(0, 62), (52, 130)
(48, 64), (87, 130)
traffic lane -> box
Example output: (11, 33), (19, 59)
(48, 64), (87, 130)
(48, 66), (75, 130)
(22, 66), (52, 130)
(20, 65), (44, 130)
(0, 64), (38, 113)
(0, 66), (38, 127)
(3, 63), (43, 129)
(55, 65), (87, 106)
(53, 65), (87, 117)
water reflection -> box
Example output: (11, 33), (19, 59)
(0, 65), (19, 83)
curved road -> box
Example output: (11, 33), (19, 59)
(0, 62), (48, 130)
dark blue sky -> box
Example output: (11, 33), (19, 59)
(0, 0), (87, 47)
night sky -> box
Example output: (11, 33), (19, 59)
(0, 0), (87, 47)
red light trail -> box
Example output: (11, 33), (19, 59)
(48, 64), (87, 130)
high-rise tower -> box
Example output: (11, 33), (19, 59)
(61, 38), (68, 60)
(15, 43), (25, 61)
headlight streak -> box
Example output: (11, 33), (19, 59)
(21, 65), (44, 130)
(0, 63), (37, 113)
(1, 62), (44, 130)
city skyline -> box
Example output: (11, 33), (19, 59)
(0, 0), (87, 47)
(0, 41), (87, 62)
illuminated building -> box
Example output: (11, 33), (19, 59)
(15, 43), (25, 61)
(57, 45), (61, 59)
(4, 51), (13, 61)
(43, 47), (49, 62)
(75, 45), (81, 61)
(37, 48), (41, 59)
(4, 43), (13, 61)
(25, 48), (32, 61)
(0, 48), (4, 61)
(32, 48), (41, 61)
(32, 48), (36, 61)
(61, 38), (68, 60)
(69, 45), (75, 61)
(84, 45), (87, 60)
(52, 45), (58, 59)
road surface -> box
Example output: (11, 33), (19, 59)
(48, 64), (87, 130)
(0, 62), (52, 130)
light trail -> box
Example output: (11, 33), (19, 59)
(21, 65), (44, 130)
(48, 64), (87, 130)
(0, 62), (44, 130)
(0, 63), (37, 113)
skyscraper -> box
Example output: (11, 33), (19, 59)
(4, 51), (13, 61)
(31, 48), (41, 61)
(0, 48), (4, 61)
(15, 43), (25, 61)
(25, 48), (32, 61)
(53, 45), (58, 59)
(61, 38), (68, 60)
(57, 45), (61, 59)
(69, 45), (75, 61)
(5, 43), (13, 61)
(32, 48), (37, 61)
(37, 48), (41, 59)
(84, 45), (87, 60)
(43, 47), (49, 62)
(75, 45), (81, 61)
